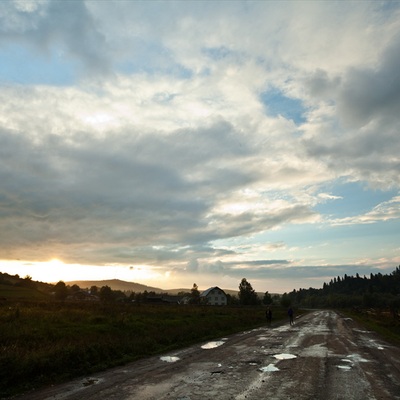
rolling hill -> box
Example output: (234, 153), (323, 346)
(65, 279), (164, 293)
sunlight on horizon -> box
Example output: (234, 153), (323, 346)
(0, 259), (163, 285)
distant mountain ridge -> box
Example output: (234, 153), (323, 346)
(65, 279), (164, 293)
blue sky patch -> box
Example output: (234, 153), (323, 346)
(0, 44), (76, 86)
(314, 180), (398, 218)
(260, 89), (307, 124)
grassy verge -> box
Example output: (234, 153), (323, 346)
(0, 301), (287, 398)
(341, 308), (400, 346)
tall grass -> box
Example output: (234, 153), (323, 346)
(0, 302), (285, 398)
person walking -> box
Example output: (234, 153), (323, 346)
(288, 307), (294, 325)
(266, 307), (272, 324)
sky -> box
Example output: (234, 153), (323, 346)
(0, 0), (399, 294)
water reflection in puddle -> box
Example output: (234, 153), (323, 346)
(337, 365), (351, 370)
(201, 341), (225, 349)
(160, 356), (180, 363)
(274, 353), (297, 360)
(259, 364), (280, 372)
(346, 354), (368, 363)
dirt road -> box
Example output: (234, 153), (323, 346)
(15, 310), (400, 400)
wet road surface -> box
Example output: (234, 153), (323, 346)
(15, 310), (400, 399)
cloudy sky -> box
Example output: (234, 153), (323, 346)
(0, 0), (399, 293)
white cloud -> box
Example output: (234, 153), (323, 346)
(0, 1), (399, 291)
(332, 196), (400, 226)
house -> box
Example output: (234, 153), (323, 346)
(200, 286), (227, 305)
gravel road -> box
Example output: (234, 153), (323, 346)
(15, 310), (400, 400)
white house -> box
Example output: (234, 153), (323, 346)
(200, 286), (227, 305)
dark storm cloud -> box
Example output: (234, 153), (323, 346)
(1, 122), (322, 265)
(303, 34), (400, 189)
(337, 34), (400, 128)
(2, 118), (306, 263)
(305, 69), (341, 99)
(0, 0), (110, 75)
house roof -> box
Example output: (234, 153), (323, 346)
(200, 286), (226, 297)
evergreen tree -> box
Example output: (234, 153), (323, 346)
(238, 278), (259, 305)
(190, 283), (200, 304)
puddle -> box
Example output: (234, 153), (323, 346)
(353, 329), (371, 334)
(201, 341), (225, 349)
(274, 353), (297, 360)
(341, 359), (352, 363)
(337, 365), (352, 370)
(346, 354), (368, 363)
(367, 339), (385, 350)
(160, 356), (180, 363)
(259, 364), (280, 372)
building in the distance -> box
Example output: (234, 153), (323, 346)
(200, 286), (227, 305)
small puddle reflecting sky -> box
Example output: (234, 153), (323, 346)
(160, 356), (180, 363)
(274, 353), (297, 360)
(259, 364), (280, 372)
(201, 341), (225, 349)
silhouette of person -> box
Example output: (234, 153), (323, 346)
(266, 307), (272, 324)
(288, 307), (294, 325)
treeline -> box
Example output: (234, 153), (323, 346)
(0, 273), (279, 307)
(282, 266), (400, 313)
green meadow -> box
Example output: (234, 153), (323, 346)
(0, 300), (287, 398)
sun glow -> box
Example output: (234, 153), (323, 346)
(0, 259), (164, 286)
(48, 258), (63, 267)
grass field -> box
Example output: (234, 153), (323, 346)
(0, 301), (287, 398)
(342, 308), (400, 346)
(0, 284), (49, 301)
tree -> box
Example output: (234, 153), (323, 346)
(190, 283), (200, 304)
(238, 278), (259, 305)
(263, 291), (273, 305)
(280, 293), (291, 308)
(70, 284), (80, 294)
(99, 285), (114, 302)
(54, 281), (68, 301)
(90, 286), (98, 296)
(20, 275), (36, 289)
